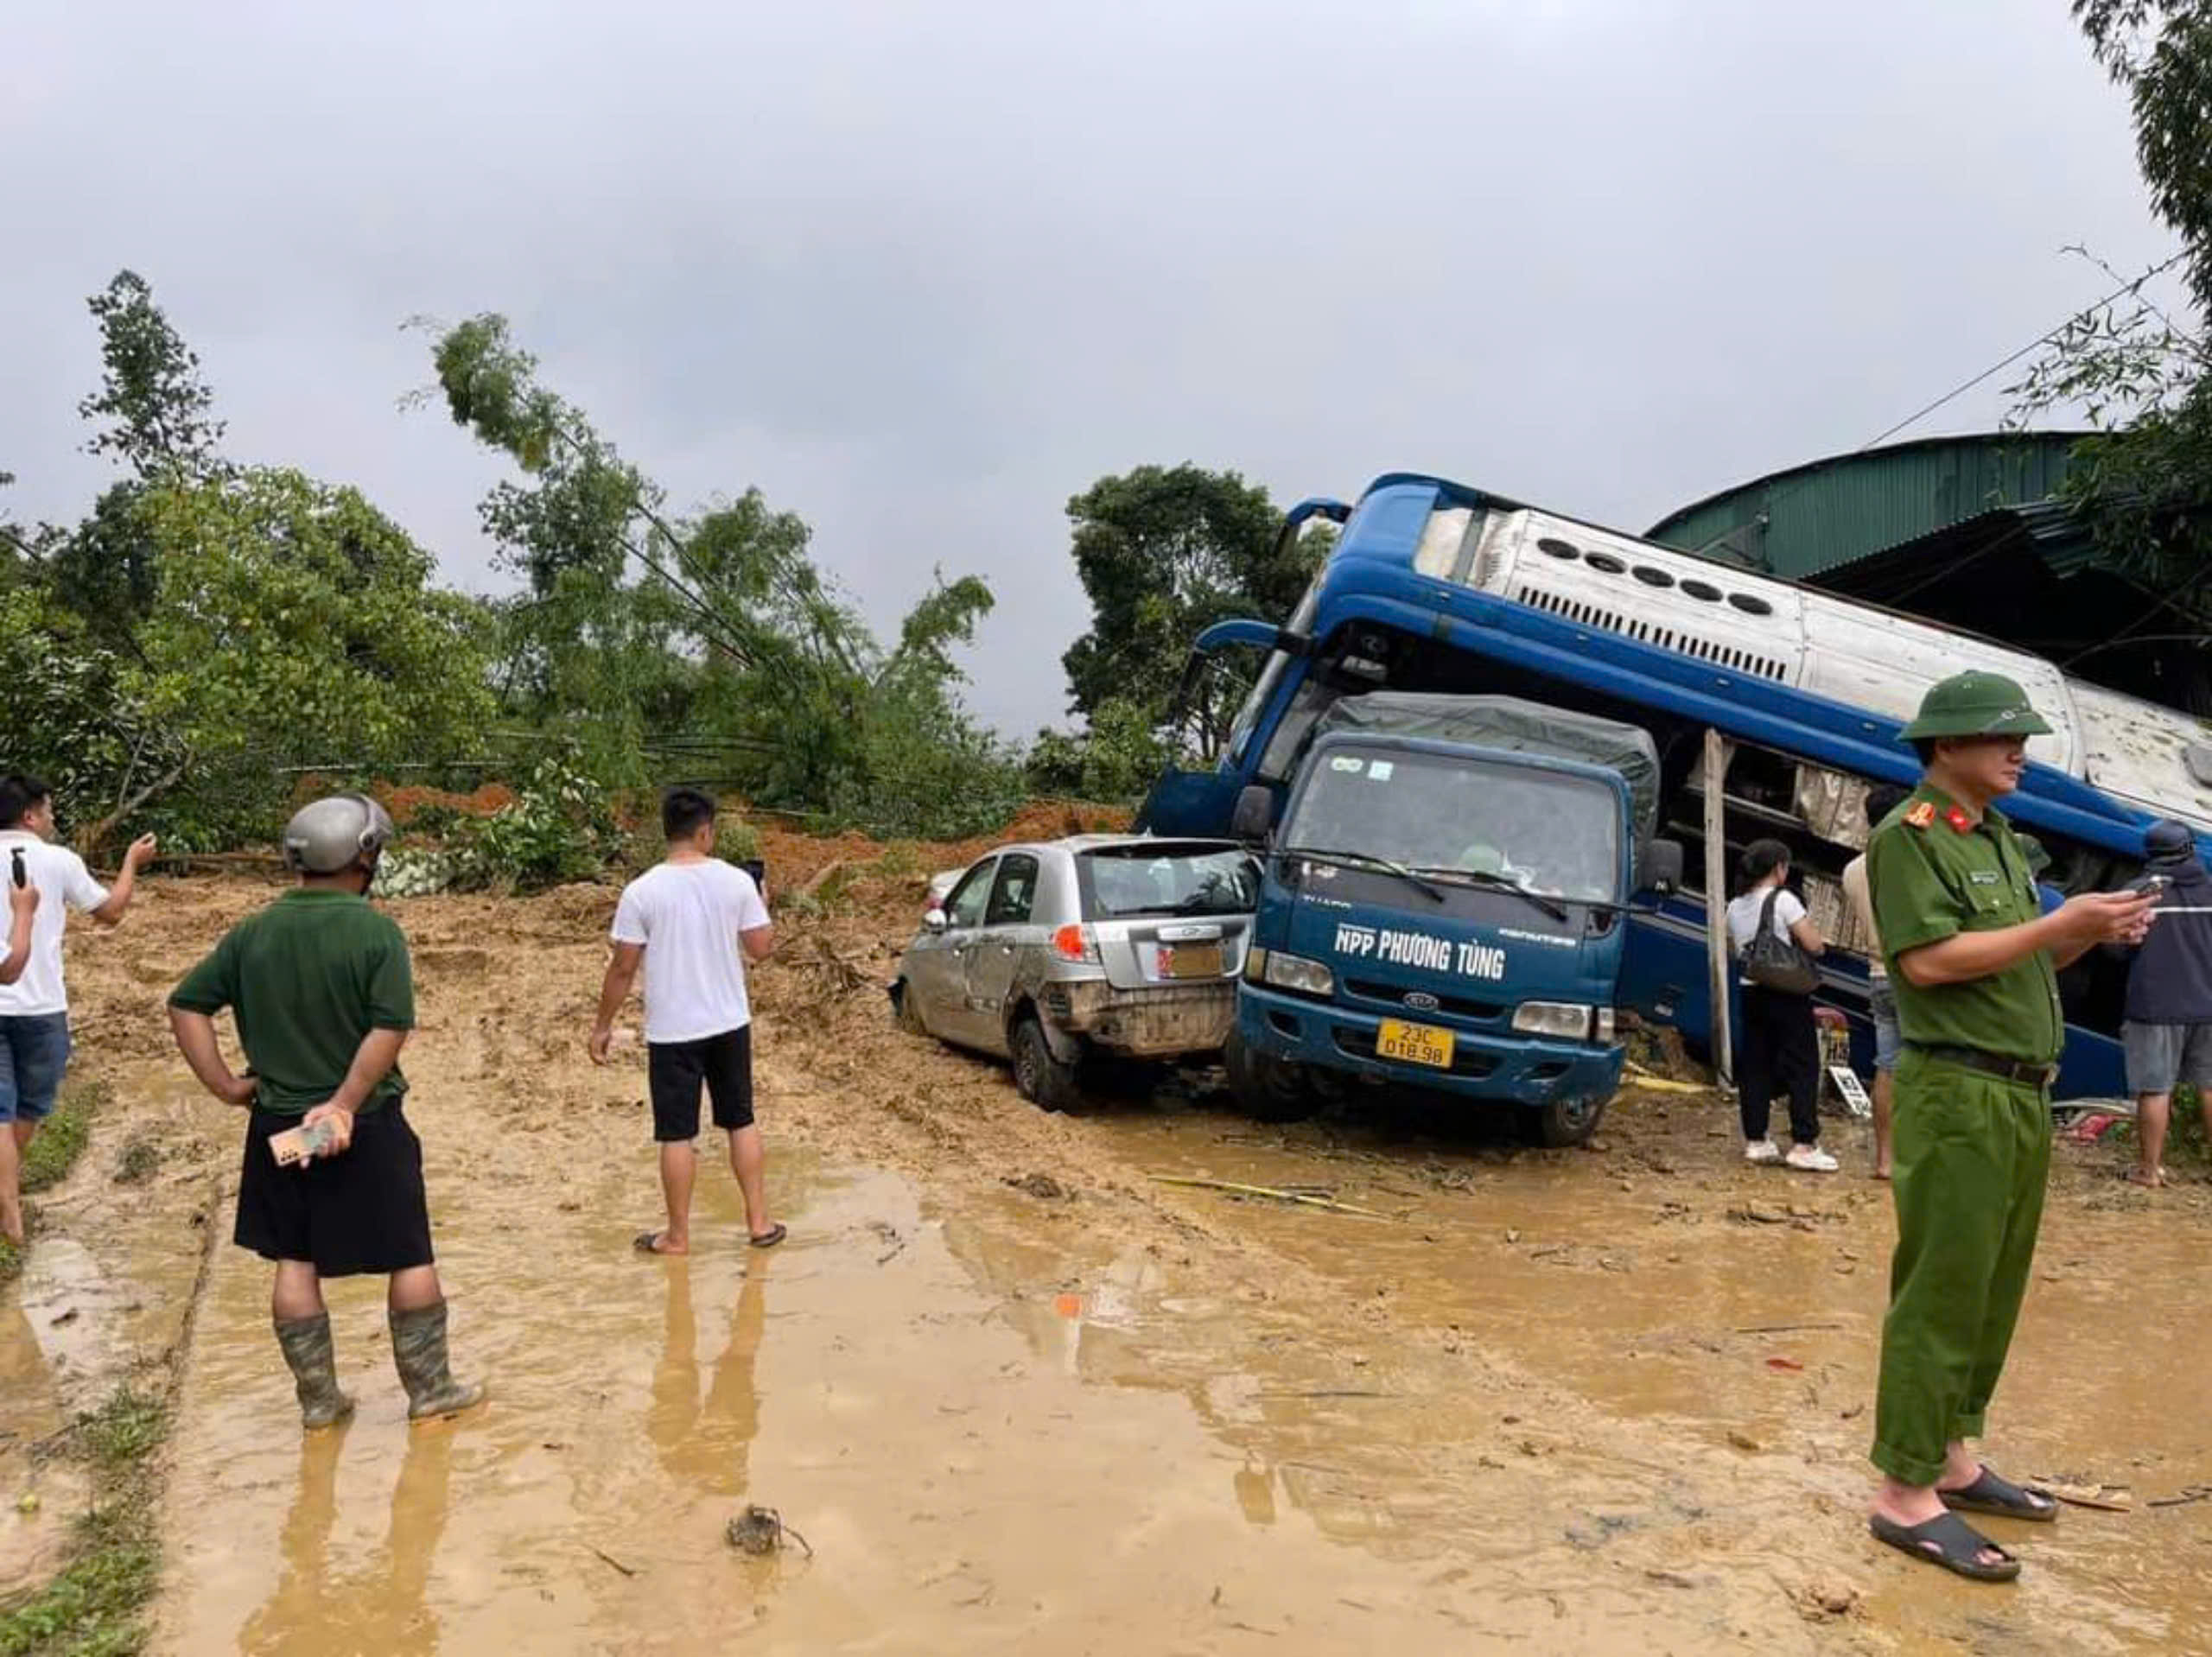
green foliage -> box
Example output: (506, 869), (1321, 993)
(129, 468), (496, 848)
(1058, 465), (1321, 763)
(454, 760), (621, 892)
(110, 1137), (159, 1187)
(0, 1387), (168, 1657)
(1027, 696), (1173, 802)
(2011, 7), (2212, 606)
(78, 270), (224, 484)
(425, 314), (1015, 841)
(21, 1084), (98, 1196)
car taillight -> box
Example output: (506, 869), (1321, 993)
(1053, 924), (1100, 963)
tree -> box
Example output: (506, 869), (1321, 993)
(2012, 5), (2212, 607)
(77, 270), (224, 483)
(1058, 465), (1321, 763)
(423, 314), (1018, 835)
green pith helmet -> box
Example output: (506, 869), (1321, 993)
(1898, 671), (2054, 742)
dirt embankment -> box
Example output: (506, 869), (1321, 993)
(7, 849), (2209, 1654)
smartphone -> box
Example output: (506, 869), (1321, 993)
(2130, 873), (2172, 897)
(740, 857), (767, 893)
(9, 848), (23, 890)
(269, 1119), (337, 1168)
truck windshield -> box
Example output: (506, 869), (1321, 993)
(1080, 846), (1260, 919)
(1283, 747), (1622, 905)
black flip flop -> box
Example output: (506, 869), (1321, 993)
(1868, 1511), (2021, 1582)
(1940, 1467), (2057, 1522)
(747, 1222), (788, 1249)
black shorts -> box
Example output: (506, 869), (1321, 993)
(648, 1026), (755, 1141)
(234, 1101), (435, 1278)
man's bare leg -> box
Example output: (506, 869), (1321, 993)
(0, 1128), (23, 1247)
(1872, 1070), (1895, 1180)
(272, 1259), (325, 1320)
(12, 1121), (35, 1153)
(2133, 1090), (2171, 1186)
(655, 1142), (696, 1253)
(727, 1125), (774, 1241)
(388, 1264), (445, 1313)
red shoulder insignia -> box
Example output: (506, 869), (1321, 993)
(1944, 806), (1973, 833)
(1904, 801), (1936, 829)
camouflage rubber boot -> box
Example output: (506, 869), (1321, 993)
(273, 1312), (356, 1430)
(389, 1300), (486, 1423)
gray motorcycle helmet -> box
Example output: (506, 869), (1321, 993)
(282, 792), (397, 876)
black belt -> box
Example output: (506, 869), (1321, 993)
(1907, 1043), (2058, 1089)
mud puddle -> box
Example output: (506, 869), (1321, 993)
(157, 1144), (1837, 1655)
(1017, 1093), (2212, 1654)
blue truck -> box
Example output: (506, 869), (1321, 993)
(1226, 692), (1682, 1146)
(1144, 473), (2212, 1103)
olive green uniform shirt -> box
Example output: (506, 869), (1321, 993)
(1865, 784), (2062, 1065)
(168, 889), (415, 1116)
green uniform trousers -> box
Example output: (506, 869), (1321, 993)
(1871, 1048), (2051, 1486)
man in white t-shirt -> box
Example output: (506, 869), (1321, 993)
(0, 774), (156, 1244)
(589, 788), (778, 1255)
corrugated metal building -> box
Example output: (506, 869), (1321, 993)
(1644, 431), (2085, 575)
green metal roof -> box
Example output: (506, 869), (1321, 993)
(1645, 431), (2088, 577)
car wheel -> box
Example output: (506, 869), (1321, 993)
(1224, 1029), (1317, 1124)
(1532, 1093), (1608, 1148)
(1011, 1017), (1083, 1113)
(893, 979), (928, 1037)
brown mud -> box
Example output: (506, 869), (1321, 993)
(10, 864), (2212, 1654)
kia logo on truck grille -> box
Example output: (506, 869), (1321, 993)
(1402, 991), (1440, 1012)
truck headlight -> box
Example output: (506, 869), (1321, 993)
(1512, 1001), (1596, 1039)
(1263, 952), (1334, 998)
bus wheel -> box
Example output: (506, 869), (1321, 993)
(1532, 1094), (1608, 1149)
(1225, 1030), (1317, 1124)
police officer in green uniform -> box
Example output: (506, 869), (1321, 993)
(1864, 672), (2153, 1581)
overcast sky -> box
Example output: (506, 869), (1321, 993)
(1, 0), (2177, 734)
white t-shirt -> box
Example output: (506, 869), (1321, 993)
(0, 831), (110, 1019)
(610, 860), (771, 1044)
(1726, 885), (1807, 956)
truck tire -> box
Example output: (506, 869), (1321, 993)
(1532, 1093), (1608, 1148)
(1011, 1016), (1083, 1114)
(1225, 1029), (1317, 1124)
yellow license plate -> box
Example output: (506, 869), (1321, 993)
(1376, 1019), (1455, 1069)
(1161, 943), (1224, 979)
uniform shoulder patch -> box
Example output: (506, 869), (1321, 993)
(1903, 801), (1936, 829)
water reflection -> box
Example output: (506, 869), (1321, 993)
(238, 1419), (454, 1656)
(647, 1256), (768, 1497)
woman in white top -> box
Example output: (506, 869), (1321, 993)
(1725, 838), (1835, 1171)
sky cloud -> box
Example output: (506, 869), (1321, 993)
(2, 0), (2173, 733)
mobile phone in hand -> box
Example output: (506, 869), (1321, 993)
(269, 1119), (337, 1168)
(2130, 873), (2172, 896)
(9, 848), (23, 890)
(741, 858), (766, 892)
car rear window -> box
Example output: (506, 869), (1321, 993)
(1077, 845), (1258, 920)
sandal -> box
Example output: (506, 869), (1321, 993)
(1940, 1467), (2057, 1522)
(747, 1223), (788, 1249)
(1868, 1511), (2021, 1582)
(632, 1230), (686, 1255)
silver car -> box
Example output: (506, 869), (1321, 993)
(891, 835), (1259, 1108)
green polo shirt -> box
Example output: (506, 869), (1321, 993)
(168, 888), (414, 1116)
(1866, 783), (2062, 1065)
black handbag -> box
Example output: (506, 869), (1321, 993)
(1741, 887), (1819, 994)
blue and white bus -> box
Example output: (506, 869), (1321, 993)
(1141, 472), (2210, 1100)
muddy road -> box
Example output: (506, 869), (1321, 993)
(16, 868), (2212, 1654)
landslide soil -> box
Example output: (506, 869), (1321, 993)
(12, 833), (2212, 1655)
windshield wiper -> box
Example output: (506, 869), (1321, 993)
(1281, 846), (1446, 904)
(1413, 866), (1572, 923)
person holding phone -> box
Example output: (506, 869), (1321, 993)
(590, 787), (779, 1255)
(2115, 820), (2212, 1189)
(167, 793), (483, 1430)
(0, 775), (156, 1248)
(3, 860), (38, 987)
